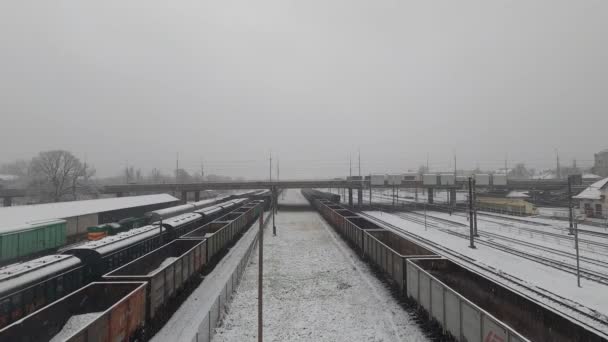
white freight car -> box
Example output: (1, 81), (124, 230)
(474, 174), (490, 186)
(493, 174), (507, 186)
(370, 174), (386, 186)
(387, 174), (403, 185)
(440, 174), (455, 185)
(423, 174), (438, 185)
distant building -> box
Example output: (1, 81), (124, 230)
(592, 149), (608, 177)
(573, 177), (608, 218)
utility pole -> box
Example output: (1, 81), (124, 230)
(473, 179), (478, 237)
(568, 175), (574, 235)
(426, 152), (429, 172)
(468, 177), (476, 249)
(574, 216), (581, 287)
(349, 154), (352, 178)
(277, 159), (280, 182)
(358, 149), (361, 177)
(424, 202), (427, 231)
(125, 160), (129, 184)
(454, 153), (457, 177)
(272, 186), (276, 236)
(269, 152), (272, 182)
(175, 152), (179, 183)
(201, 158), (205, 180)
(258, 213), (264, 342)
(369, 173), (372, 206)
(567, 175), (581, 287)
(556, 148), (561, 179)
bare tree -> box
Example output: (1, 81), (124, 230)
(30, 150), (93, 202)
(148, 168), (164, 184)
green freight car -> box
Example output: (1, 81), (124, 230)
(0, 219), (66, 264)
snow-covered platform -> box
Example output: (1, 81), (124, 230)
(212, 190), (429, 342)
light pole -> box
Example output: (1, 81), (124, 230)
(468, 177), (476, 249)
(258, 213), (264, 341)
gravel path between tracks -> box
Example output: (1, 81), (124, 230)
(212, 190), (429, 342)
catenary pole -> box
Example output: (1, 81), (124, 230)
(568, 176), (574, 235)
(468, 177), (476, 248)
(258, 213), (264, 341)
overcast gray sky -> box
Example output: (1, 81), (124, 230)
(1, 1), (607, 179)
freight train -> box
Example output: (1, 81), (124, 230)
(0, 192), (268, 331)
(302, 189), (606, 342)
(301, 189), (340, 203)
(84, 190), (272, 241)
(0, 200), (265, 341)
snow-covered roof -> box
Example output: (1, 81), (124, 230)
(573, 177), (608, 200)
(583, 173), (602, 179)
(506, 190), (530, 198)
(0, 194), (179, 234)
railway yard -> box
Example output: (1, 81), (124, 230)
(0, 186), (608, 341)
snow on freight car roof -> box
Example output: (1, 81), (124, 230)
(574, 177), (608, 200)
(0, 194), (179, 233)
(160, 212), (202, 228)
(0, 254), (76, 282)
(145, 204), (195, 220)
(191, 198), (221, 209)
(0, 255), (81, 294)
(72, 224), (160, 250)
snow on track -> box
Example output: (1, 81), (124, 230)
(212, 190), (429, 342)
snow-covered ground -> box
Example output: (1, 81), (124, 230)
(365, 210), (608, 335)
(212, 190), (429, 342)
(152, 213), (261, 342)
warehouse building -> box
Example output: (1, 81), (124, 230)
(574, 177), (608, 218)
(0, 194), (179, 244)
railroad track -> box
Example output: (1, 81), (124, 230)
(358, 212), (608, 337)
(478, 212), (551, 226)
(393, 212), (608, 285)
(405, 210), (608, 253)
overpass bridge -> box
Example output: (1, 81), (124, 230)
(1, 178), (585, 207)
(101, 178), (582, 207)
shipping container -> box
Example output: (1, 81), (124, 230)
(370, 174), (386, 186)
(474, 174), (490, 186)
(403, 172), (420, 182)
(0, 220), (66, 264)
(423, 174), (438, 185)
(0, 281), (146, 342)
(493, 174), (508, 186)
(439, 174), (455, 185)
(387, 174), (403, 185)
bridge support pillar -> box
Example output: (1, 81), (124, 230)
(3, 197), (12, 207)
(357, 188), (363, 208)
(181, 191), (188, 203)
(348, 188), (353, 207)
(116, 192), (123, 198)
(194, 191), (200, 202)
(427, 188), (434, 204)
(449, 189), (456, 206)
